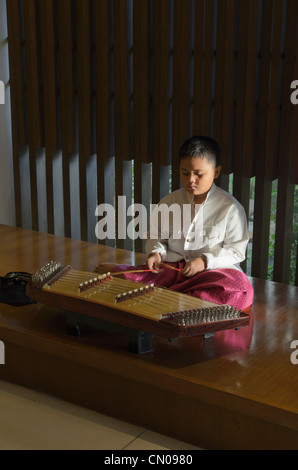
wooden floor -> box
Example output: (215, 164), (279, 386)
(0, 224), (298, 450)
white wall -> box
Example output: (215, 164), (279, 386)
(0, 0), (15, 226)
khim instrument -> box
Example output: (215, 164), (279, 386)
(26, 261), (251, 353)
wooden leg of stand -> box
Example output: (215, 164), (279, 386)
(65, 311), (155, 354)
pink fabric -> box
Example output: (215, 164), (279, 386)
(107, 261), (254, 310)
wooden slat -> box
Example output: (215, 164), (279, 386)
(6, 0), (26, 146)
(94, 0), (110, 208)
(200, 0), (214, 137)
(273, 0), (298, 283)
(26, 145), (38, 231)
(133, 0), (149, 166)
(23, 0), (43, 148)
(113, 0), (130, 166)
(76, 0), (92, 241)
(57, 0), (74, 237)
(113, 0), (131, 248)
(213, 0), (237, 175)
(57, 0), (75, 154)
(23, 0), (43, 231)
(76, 0), (91, 157)
(232, 0), (251, 274)
(243, 0), (259, 178)
(290, 100), (298, 185)
(44, 148), (54, 234)
(220, 0), (235, 175)
(213, 0), (227, 154)
(6, 0), (24, 226)
(133, 0), (150, 253)
(151, 0), (170, 203)
(251, 0), (274, 279)
(132, 0), (149, 209)
(295, 235), (298, 287)
(265, 0), (284, 182)
(274, 180), (295, 284)
(40, 0), (57, 234)
(40, 0), (57, 150)
(171, 0), (192, 191)
(192, 0), (204, 134)
(289, 31), (298, 185)
(296, 246), (298, 287)
(233, 0), (250, 198)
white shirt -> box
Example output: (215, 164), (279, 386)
(145, 184), (249, 271)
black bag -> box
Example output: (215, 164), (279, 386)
(0, 272), (34, 306)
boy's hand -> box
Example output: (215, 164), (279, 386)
(146, 252), (162, 273)
(181, 257), (207, 277)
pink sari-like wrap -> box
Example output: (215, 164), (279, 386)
(100, 261), (253, 311)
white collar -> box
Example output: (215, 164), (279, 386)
(186, 183), (216, 206)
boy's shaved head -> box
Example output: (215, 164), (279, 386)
(179, 136), (221, 168)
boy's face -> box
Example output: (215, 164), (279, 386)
(180, 156), (221, 203)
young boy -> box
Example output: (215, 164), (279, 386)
(96, 136), (253, 310)
(147, 136), (248, 272)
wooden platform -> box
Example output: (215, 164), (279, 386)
(0, 224), (297, 450)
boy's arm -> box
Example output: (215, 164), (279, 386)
(146, 251), (162, 272)
(145, 202), (169, 260)
(145, 239), (167, 261)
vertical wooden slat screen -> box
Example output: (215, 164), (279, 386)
(6, 0), (298, 285)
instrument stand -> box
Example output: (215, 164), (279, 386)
(203, 332), (214, 339)
(65, 311), (155, 354)
(65, 311), (216, 354)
